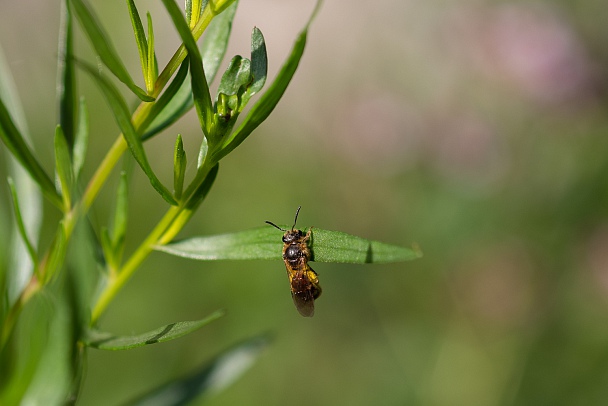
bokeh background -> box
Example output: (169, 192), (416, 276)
(2, 0), (608, 404)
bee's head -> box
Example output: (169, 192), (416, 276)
(282, 229), (303, 243)
(265, 206), (303, 241)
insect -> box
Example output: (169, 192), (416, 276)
(266, 206), (322, 317)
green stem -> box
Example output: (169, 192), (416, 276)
(90, 162), (214, 323)
(3, 3), (219, 338)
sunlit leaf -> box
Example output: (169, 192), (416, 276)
(161, 0), (214, 139)
(141, 1), (237, 140)
(126, 0), (148, 89)
(239, 27), (267, 107)
(212, 0), (322, 162)
(156, 226), (422, 264)
(84, 310), (224, 350)
(146, 12), (157, 94)
(69, 0), (153, 101)
(140, 60), (189, 140)
(77, 60), (177, 205)
(125, 335), (270, 405)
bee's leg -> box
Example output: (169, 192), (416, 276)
(304, 226), (313, 242)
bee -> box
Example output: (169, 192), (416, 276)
(266, 206), (322, 317)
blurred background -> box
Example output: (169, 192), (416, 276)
(2, 0), (608, 404)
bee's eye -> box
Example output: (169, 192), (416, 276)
(282, 232), (297, 243)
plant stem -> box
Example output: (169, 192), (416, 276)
(90, 162), (214, 323)
(3, 4), (219, 339)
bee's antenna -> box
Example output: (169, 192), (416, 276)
(292, 206), (302, 230)
(265, 221), (286, 231)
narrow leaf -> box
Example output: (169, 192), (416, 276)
(156, 226), (422, 263)
(140, 59), (189, 140)
(146, 12), (157, 94)
(100, 227), (114, 271)
(173, 134), (187, 200)
(0, 44), (43, 304)
(126, 0), (149, 87)
(201, 0), (237, 85)
(212, 1), (321, 162)
(84, 310), (224, 350)
(78, 60), (177, 205)
(7, 178), (38, 267)
(0, 97), (63, 209)
(185, 163), (218, 211)
(161, 0), (214, 138)
(125, 335), (270, 405)
(111, 167), (130, 263)
(141, 1), (237, 139)
(72, 97), (89, 179)
(54, 126), (73, 209)
(239, 27), (267, 107)
(57, 0), (77, 149)
(41, 222), (68, 284)
(69, 0), (154, 101)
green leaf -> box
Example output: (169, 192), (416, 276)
(0, 290), (73, 405)
(146, 12), (157, 94)
(41, 222), (68, 284)
(212, 1), (321, 162)
(141, 1), (237, 139)
(126, 0), (148, 89)
(72, 97), (89, 179)
(69, 0), (154, 102)
(0, 97), (63, 209)
(240, 27), (267, 107)
(173, 134), (187, 200)
(185, 163), (218, 211)
(140, 59), (189, 140)
(7, 178), (38, 268)
(0, 44), (43, 304)
(84, 310), (224, 350)
(18, 294), (73, 405)
(201, 0), (237, 86)
(162, 0), (214, 139)
(125, 335), (270, 405)
(58, 0), (77, 149)
(218, 55), (251, 99)
(54, 125), (73, 209)
(111, 166), (130, 264)
(77, 60), (177, 205)
(156, 226), (422, 263)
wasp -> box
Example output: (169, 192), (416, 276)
(266, 206), (321, 317)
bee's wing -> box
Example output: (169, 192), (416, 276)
(291, 289), (315, 317)
(290, 272), (316, 317)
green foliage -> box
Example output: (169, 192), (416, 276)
(156, 226), (421, 263)
(84, 310), (224, 350)
(0, 0), (421, 404)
